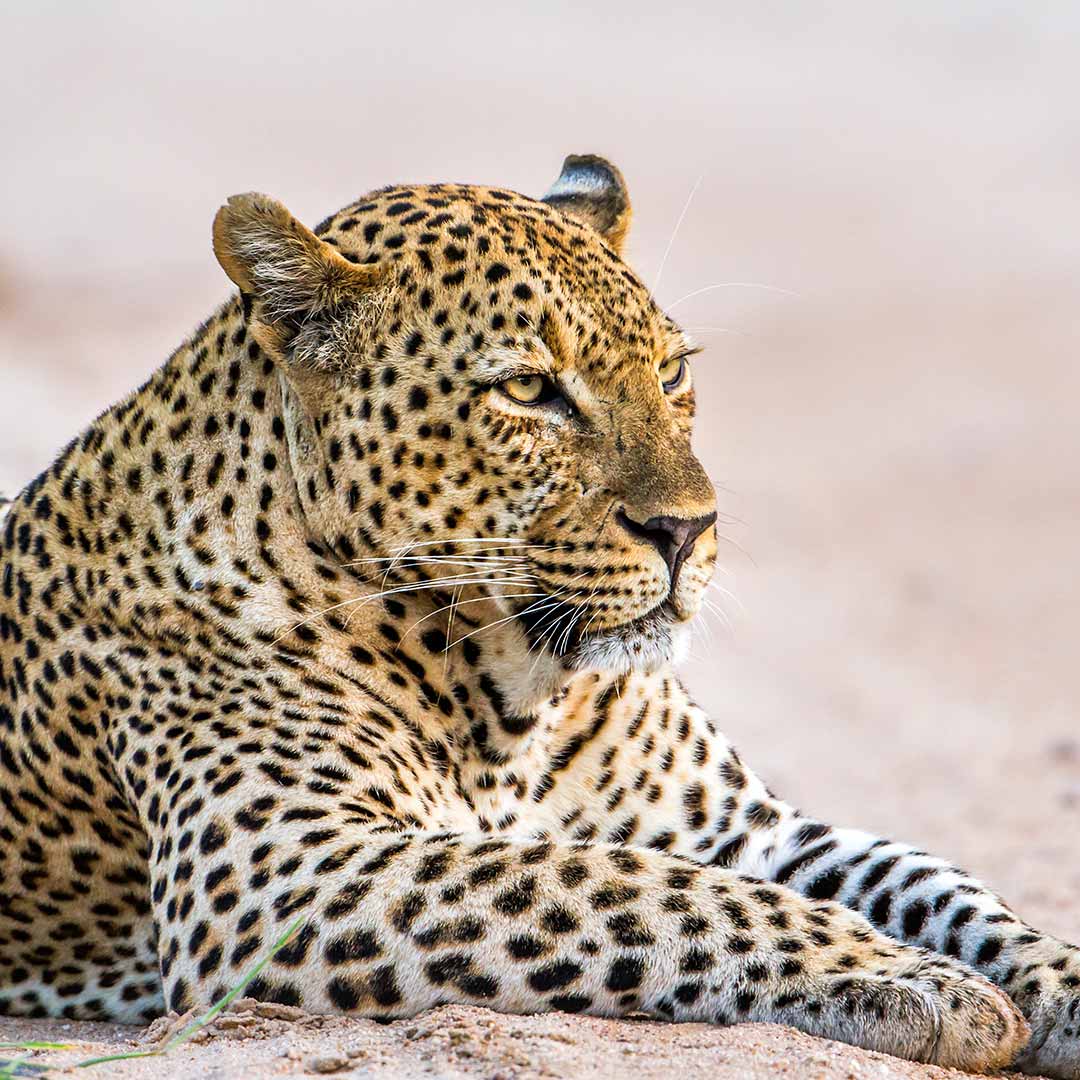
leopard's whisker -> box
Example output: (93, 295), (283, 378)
(271, 571), (535, 645)
(447, 583), (476, 678)
(347, 555), (534, 570)
(549, 569), (608, 658)
(526, 593), (586, 672)
(692, 606), (714, 649)
(653, 173), (703, 294)
(401, 589), (547, 642)
(385, 537), (561, 552)
(571, 568), (613, 646)
(451, 597), (564, 654)
(345, 566), (535, 591)
(525, 613), (573, 675)
(448, 575), (589, 652)
(665, 281), (799, 310)
(714, 532), (756, 567)
(555, 600), (589, 657)
(706, 579), (744, 613)
(579, 604), (606, 642)
(340, 572), (535, 630)
(698, 593), (732, 633)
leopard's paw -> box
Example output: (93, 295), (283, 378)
(898, 955), (1030, 1073)
(1008, 941), (1080, 1079)
(782, 951), (1028, 1072)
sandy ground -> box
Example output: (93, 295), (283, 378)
(2, 3), (1080, 1077)
(0, 1002), (1051, 1080)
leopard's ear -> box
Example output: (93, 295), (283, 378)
(540, 154), (631, 256)
(213, 193), (384, 325)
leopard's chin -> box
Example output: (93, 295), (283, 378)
(566, 602), (691, 676)
(509, 587), (699, 681)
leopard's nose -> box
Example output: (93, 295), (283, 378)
(615, 508), (717, 589)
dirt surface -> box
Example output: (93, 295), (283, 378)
(0, 1002), (1047, 1080)
(2, 3), (1080, 1078)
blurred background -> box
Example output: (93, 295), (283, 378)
(2, 3), (1078, 937)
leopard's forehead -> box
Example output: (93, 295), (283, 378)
(314, 183), (682, 379)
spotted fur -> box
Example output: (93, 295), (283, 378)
(1, 156), (1076, 1076)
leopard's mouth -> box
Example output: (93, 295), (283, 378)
(601, 598), (679, 640)
(513, 592), (683, 674)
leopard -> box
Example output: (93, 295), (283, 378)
(1, 153), (1077, 1077)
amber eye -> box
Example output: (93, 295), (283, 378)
(659, 354), (688, 392)
(500, 374), (561, 406)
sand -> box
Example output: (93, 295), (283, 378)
(0, 1002), (1048, 1079)
(2, 3), (1079, 1077)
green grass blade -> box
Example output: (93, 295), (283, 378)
(158, 915), (307, 1054)
(0, 1045), (72, 1052)
(0, 1057), (51, 1077)
(73, 913), (308, 1069)
(70, 1048), (157, 1068)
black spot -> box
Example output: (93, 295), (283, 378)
(426, 953), (472, 984)
(369, 964), (402, 1007)
(805, 867), (845, 901)
(680, 948), (713, 974)
(859, 856), (899, 892)
(391, 891), (427, 933)
(168, 978), (190, 1012)
(199, 822), (227, 855)
(493, 874), (537, 915)
(606, 911), (655, 948)
(869, 890), (893, 926)
(976, 937), (1003, 966)
(461, 974), (499, 998)
(550, 994), (591, 1013)
(325, 929), (382, 964)
(507, 935), (547, 960)
(901, 900), (930, 938)
(606, 956), (645, 991)
(328, 975), (362, 1010)
(542, 906), (579, 934)
(529, 960), (583, 992)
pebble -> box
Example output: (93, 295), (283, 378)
(306, 1054), (351, 1073)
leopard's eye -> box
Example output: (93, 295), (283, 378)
(500, 374), (560, 406)
(659, 354), (688, 392)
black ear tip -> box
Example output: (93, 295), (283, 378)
(562, 152), (613, 173)
(561, 153), (613, 171)
(540, 154), (631, 252)
(550, 154), (626, 202)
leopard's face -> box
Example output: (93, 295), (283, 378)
(214, 158), (717, 680)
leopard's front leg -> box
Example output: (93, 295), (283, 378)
(750, 813), (1080, 1078)
(153, 816), (1027, 1073)
(537, 670), (1071, 1075)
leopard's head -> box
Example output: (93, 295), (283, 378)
(214, 156), (717, 703)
